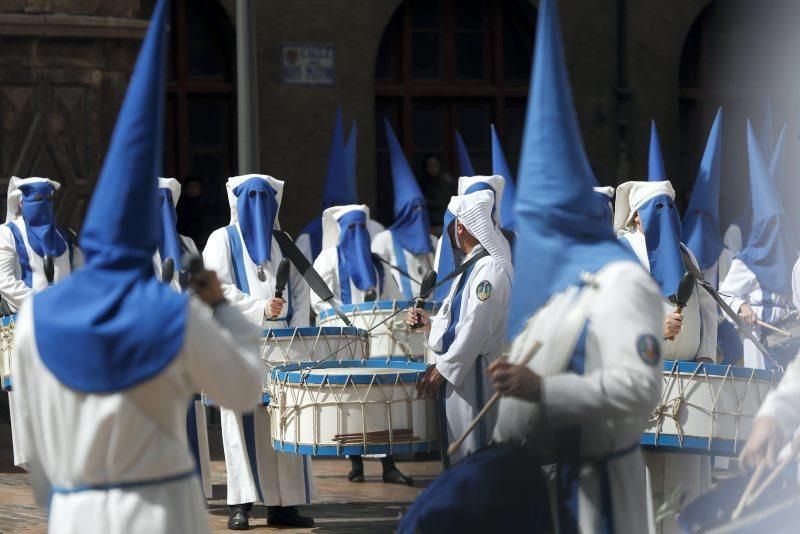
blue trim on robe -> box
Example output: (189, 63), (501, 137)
(475, 355), (486, 446)
(242, 413), (265, 503)
(391, 231), (414, 299)
(49, 468), (197, 494)
(337, 256), (385, 305)
(7, 222), (33, 287)
(438, 385), (451, 469)
(186, 397), (201, 477)
(441, 263), (476, 352)
(302, 456), (311, 504)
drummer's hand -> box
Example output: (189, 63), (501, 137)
(740, 416), (783, 470)
(664, 309), (683, 339)
(488, 359), (541, 402)
(406, 308), (431, 333)
(739, 303), (757, 325)
(417, 366), (445, 397)
(194, 270), (226, 307)
(266, 298), (285, 318)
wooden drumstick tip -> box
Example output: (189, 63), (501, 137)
(732, 460), (767, 521)
(445, 340), (543, 458)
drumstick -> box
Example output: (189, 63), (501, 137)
(745, 449), (798, 508)
(756, 320), (791, 337)
(732, 460), (767, 520)
(446, 341), (542, 458)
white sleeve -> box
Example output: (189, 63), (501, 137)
(719, 258), (754, 316)
(202, 228), (267, 325)
(540, 265), (664, 424)
(0, 225), (33, 313)
(688, 248), (718, 360)
(184, 299), (263, 411)
(792, 258), (800, 309)
(759, 353), (800, 441)
(311, 249), (339, 315)
(288, 262), (310, 328)
(436, 261), (510, 387)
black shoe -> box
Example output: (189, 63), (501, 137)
(267, 506), (315, 528)
(383, 466), (414, 486)
(348, 456), (365, 482)
(227, 504), (251, 530)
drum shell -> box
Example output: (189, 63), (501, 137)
(316, 300), (439, 363)
(269, 360), (439, 456)
(642, 360), (781, 456)
(1, 315), (15, 391)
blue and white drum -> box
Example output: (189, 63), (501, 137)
(642, 360), (781, 456)
(268, 360), (439, 456)
(316, 300), (439, 363)
(1, 315), (15, 391)
(203, 326), (369, 407)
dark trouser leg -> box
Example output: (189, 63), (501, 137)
(348, 455), (365, 482)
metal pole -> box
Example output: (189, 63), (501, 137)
(236, 0), (260, 173)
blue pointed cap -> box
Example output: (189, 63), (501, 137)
(384, 117), (425, 212)
(455, 130), (476, 176)
(737, 120), (797, 295)
(490, 124), (517, 231)
(769, 123), (787, 190)
(322, 108), (356, 207)
(648, 120), (667, 181)
(681, 107), (723, 270)
(345, 120), (358, 199)
(508, 0), (630, 338)
(759, 100), (775, 157)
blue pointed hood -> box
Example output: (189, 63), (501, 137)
(681, 107), (724, 270)
(737, 121), (797, 295)
(490, 125), (517, 231)
(455, 130), (476, 176)
(301, 109), (356, 260)
(759, 101), (774, 157)
(31, 0), (186, 393)
(507, 0), (630, 338)
(157, 179), (183, 271)
(384, 117), (433, 255)
(769, 124), (787, 192)
(648, 120), (667, 181)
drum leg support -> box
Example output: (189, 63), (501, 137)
(346, 455), (414, 486)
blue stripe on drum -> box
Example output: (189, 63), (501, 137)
(1, 314), (16, 327)
(261, 326), (369, 338)
(317, 300), (438, 320)
(203, 392), (270, 407)
(640, 433), (743, 456)
(270, 360), (428, 385)
(272, 439), (440, 456)
(661, 359), (781, 381)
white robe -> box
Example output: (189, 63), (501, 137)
(620, 231), (715, 533)
(718, 224), (742, 283)
(203, 223), (315, 507)
(10, 298), (263, 534)
(310, 247), (402, 316)
(426, 246), (511, 465)
(720, 258), (791, 369)
(0, 218), (83, 468)
(498, 260), (664, 534)
(370, 229), (436, 299)
(758, 344), (800, 441)
(153, 236), (212, 500)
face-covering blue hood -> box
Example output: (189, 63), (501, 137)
(384, 118), (433, 255)
(681, 107), (724, 271)
(507, 0), (632, 338)
(157, 187), (182, 269)
(18, 181), (66, 258)
(638, 194), (685, 297)
(233, 178), (279, 265)
(337, 209), (377, 292)
(737, 121), (798, 296)
(31, 0), (187, 393)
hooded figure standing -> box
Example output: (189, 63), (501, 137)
(311, 204), (412, 485)
(296, 111), (383, 263)
(408, 189), (514, 466)
(8, 2), (263, 532)
(155, 177), (212, 501)
(0, 176), (82, 314)
(202, 174), (315, 529)
(400, 2), (662, 530)
(371, 119), (436, 299)
(719, 122), (798, 370)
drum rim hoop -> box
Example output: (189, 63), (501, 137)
(270, 359), (427, 385)
(261, 326), (368, 338)
(662, 359), (781, 381)
(317, 300), (438, 319)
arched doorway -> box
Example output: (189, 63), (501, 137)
(374, 0), (536, 226)
(164, 0), (236, 247)
(678, 0), (800, 227)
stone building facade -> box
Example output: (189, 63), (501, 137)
(0, 0), (794, 244)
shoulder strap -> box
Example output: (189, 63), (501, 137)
(6, 222), (32, 288)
